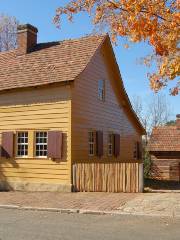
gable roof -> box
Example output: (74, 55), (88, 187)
(0, 33), (145, 134)
(148, 126), (180, 152)
(0, 35), (105, 92)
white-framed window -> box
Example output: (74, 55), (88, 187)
(17, 132), (28, 157)
(35, 132), (48, 157)
(98, 79), (105, 101)
(108, 133), (113, 156)
(88, 131), (95, 156)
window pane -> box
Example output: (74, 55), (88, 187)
(17, 132), (28, 157)
(108, 134), (113, 156)
(88, 132), (95, 156)
(36, 132), (48, 157)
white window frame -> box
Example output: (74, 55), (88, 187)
(16, 131), (28, 158)
(88, 131), (95, 156)
(98, 79), (105, 101)
(35, 131), (48, 158)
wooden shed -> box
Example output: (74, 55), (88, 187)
(0, 24), (145, 193)
(148, 115), (180, 181)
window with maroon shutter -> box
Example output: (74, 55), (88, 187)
(47, 131), (63, 159)
(133, 141), (142, 160)
(133, 142), (137, 159)
(88, 131), (95, 156)
(137, 141), (142, 160)
(96, 131), (103, 157)
(1, 132), (14, 158)
(108, 133), (113, 156)
(114, 134), (120, 157)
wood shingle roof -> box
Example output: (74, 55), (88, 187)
(0, 35), (106, 92)
(0, 29), (145, 135)
(148, 125), (180, 152)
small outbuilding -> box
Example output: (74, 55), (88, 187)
(148, 115), (180, 181)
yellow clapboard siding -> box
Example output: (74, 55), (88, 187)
(0, 158), (68, 165)
(0, 167), (68, 175)
(1, 165), (68, 171)
(0, 176), (68, 183)
(0, 106), (69, 116)
(0, 101), (69, 111)
(0, 119), (69, 127)
(0, 85), (72, 189)
(0, 113), (69, 121)
(1, 162), (68, 169)
(0, 124), (69, 130)
(0, 172), (69, 180)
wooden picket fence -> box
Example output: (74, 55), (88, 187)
(73, 162), (142, 193)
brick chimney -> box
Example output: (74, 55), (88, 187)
(17, 24), (38, 55)
(176, 114), (180, 129)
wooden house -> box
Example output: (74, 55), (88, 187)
(0, 24), (145, 193)
(148, 115), (180, 181)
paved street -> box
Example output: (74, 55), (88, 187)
(0, 209), (180, 240)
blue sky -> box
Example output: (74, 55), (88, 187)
(1, 0), (179, 119)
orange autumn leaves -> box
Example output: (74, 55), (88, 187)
(54, 0), (180, 95)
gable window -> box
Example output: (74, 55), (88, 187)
(35, 132), (48, 157)
(17, 132), (28, 157)
(88, 131), (95, 156)
(98, 79), (105, 101)
(108, 133), (113, 156)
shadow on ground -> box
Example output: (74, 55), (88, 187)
(145, 178), (180, 190)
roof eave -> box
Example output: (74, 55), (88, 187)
(0, 80), (74, 94)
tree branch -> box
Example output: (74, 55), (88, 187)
(107, 0), (177, 24)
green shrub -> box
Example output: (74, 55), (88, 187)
(143, 150), (152, 178)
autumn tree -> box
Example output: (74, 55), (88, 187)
(54, 0), (180, 95)
(0, 14), (18, 52)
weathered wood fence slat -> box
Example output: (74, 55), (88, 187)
(73, 162), (141, 193)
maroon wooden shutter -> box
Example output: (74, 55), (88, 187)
(114, 134), (120, 157)
(137, 142), (140, 159)
(1, 132), (14, 158)
(137, 141), (142, 160)
(48, 131), (63, 159)
(96, 131), (103, 157)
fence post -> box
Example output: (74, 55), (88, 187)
(139, 163), (144, 192)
